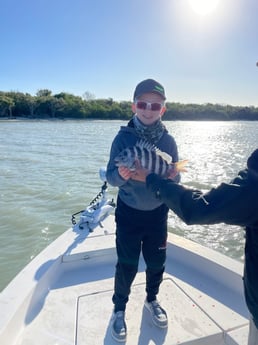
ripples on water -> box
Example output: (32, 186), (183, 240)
(168, 121), (254, 262)
(0, 120), (257, 291)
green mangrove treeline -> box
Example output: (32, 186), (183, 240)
(1, 89), (258, 120)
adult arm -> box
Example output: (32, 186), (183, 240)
(146, 171), (257, 227)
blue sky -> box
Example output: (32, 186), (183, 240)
(1, 0), (258, 106)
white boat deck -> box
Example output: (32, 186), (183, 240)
(0, 216), (249, 345)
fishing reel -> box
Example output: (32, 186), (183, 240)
(71, 168), (116, 231)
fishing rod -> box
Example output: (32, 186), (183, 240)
(71, 168), (116, 231)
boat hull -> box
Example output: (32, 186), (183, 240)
(0, 215), (249, 344)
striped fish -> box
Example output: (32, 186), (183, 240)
(114, 140), (187, 178)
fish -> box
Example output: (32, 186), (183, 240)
(114, 140), (187, 178)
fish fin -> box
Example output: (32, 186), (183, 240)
(136, 140), (172, 164)
(136, 140), (154, 151)
(156, 150), (173, 164)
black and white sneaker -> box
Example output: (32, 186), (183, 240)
(144, 299), (168, 328)
(111, 311), (127, 342)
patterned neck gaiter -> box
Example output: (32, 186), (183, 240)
(132, 115), (166, 145)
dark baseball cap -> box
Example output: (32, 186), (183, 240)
(133, 79), (166, 100)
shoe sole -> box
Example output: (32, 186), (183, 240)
(144, 302), (168, 329)
(111, 329), (127, 342)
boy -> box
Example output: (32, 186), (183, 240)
(106, 79), (180, 342)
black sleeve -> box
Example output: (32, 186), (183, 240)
(146, 173), (253, 226)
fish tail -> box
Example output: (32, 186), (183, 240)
(175, 159), (188, 173)
(168, 160), (188, 178)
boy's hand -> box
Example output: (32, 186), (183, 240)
(118, 161), (151, 182)
(118, 166), (133, 180)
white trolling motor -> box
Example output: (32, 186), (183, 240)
(71, 168), (116, 231)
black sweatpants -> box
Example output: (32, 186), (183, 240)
(112, 196), (168, 312)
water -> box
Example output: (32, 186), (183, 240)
(0, 120), (257, 292)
